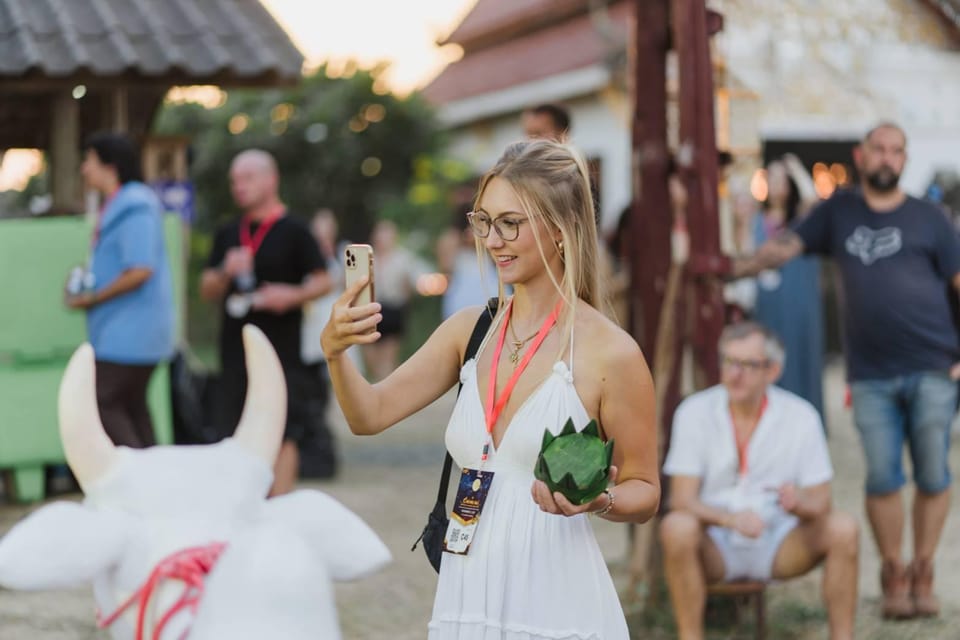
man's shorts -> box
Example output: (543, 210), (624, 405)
(850, 371), (957, 496)
(707, 516), (797, 582)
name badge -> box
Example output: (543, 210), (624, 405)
(443, 468), (494, 556)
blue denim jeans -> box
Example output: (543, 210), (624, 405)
(850, 371), (957, 496)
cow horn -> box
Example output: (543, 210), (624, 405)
(232, 325), (286, 466)
(58, 344), (116, 490)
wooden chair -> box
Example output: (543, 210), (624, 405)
(706, 581), (766, 639)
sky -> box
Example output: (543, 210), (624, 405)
(0, 0), (476, 192)
(261, 0), (476, 93)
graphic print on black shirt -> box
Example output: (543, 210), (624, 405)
(792, 190), (960, 380)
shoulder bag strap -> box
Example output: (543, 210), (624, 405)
(434, 298), (499, 506)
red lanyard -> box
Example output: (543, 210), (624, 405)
(730, 395), (768, 477)
(482, 300), (562, 462)
(239, 205), (285, 256)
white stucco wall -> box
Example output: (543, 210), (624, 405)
(435, 0), (960, 223)
(716, 0), (960, 195)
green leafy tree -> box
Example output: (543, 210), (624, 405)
(153, 65), (462, 351)
(153, 65), (448, 243)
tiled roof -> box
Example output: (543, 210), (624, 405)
(0, 0), (303, 83)
(425, 1), (630, 105)
(442, 0), (588, 50)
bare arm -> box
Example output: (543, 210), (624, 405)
(201, 246), (253, 303)
(731, 229), (805, 278)
(669, 475), (765, 537)
(781, 481), (831, 521)
(299, 269), (332, 304)
(669, 475), (736, 528)
(322, 278), (482, 435)
(66, 268), (153, 310)
(252, 269), (334, 314)
(200, 268), (231, 302)
(530, 330), (661, 523)
(594, 339), (661, 523)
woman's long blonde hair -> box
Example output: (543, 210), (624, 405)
(474, 140), (607, 322)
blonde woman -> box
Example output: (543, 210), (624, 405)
(322, 140), (659, 639)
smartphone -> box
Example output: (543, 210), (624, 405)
(344, 244), (375, 306)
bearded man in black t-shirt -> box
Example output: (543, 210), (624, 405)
(200, 149), (331, 496)
(729, 123), (960, 620)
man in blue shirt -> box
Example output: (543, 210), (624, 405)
(65, 132), (174, 449)
(731, 123), (960, 619)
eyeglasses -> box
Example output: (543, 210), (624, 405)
(466, 211), (528, 241)
(720, 355), (770, 373)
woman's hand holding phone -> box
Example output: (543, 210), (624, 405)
(320, 276), (382, 361)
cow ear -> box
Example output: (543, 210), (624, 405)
(0, 502), (132, 590)
(259, 490), (391, 581)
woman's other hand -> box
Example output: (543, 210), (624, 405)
(530, 466), (619, 517)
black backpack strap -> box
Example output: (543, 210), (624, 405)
(434, 298), (498, 506)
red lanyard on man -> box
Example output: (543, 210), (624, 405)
(730, 395), (768, 477)
(239, 204), (285, 256)
(482, 300), (563, 464)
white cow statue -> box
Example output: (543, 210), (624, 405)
(0, 326), (390, 639)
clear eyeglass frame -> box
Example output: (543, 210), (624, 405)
(466, 211), (528, 241)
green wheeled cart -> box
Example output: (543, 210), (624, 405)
(0, 214), (184, 502)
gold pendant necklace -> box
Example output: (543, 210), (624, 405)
(509, 342), (523, 367)
(508, 322), (538, 368)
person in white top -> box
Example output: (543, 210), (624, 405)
(661, 322), (859, 640)
(321, 139), (659, 639)
(298, 208), (350, 478)
(363, 219), (426, 380)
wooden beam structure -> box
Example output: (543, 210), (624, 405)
(631, 0), (671, 357)
(627, 0), (726, 604)
(0, 0), (303, 216)
(672, 0), (724, 387)
(50, 92), (81, 213)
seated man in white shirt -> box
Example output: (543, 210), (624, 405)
(661, 322), (859, 640)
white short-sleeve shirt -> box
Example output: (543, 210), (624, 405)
(663, 385), (833, 522)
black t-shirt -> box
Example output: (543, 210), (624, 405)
(207, 215), (325, 369)
(793, 189), (960, 380)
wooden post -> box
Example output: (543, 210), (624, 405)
(627, 0), (672, 608)
(631, 0), (671, 358)
(672, 0), (723, 386)
(51, 91), (81, 213)
(627, 0), (725, 610)
(112, 87), (129, 132)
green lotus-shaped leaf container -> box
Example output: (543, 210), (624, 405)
(534, 418), (614, 505)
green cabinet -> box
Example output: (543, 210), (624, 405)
(0, 214), (183, 501)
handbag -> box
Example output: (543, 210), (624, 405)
(412, 299), (498, 573)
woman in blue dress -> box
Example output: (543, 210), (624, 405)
(752, 155), (826, 424)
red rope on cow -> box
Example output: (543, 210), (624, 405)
(96, 541), (227, 640)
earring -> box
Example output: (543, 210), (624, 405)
(556, 240), (564, 256)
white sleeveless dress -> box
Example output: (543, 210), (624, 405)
(428, 315), (629, 640)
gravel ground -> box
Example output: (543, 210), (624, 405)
(0, 364), (957, 639)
